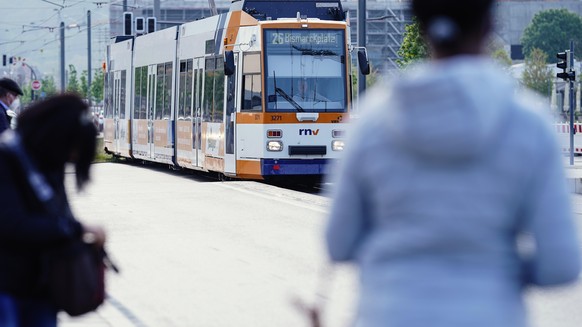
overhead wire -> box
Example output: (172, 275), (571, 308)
(8, 20), (110, 58)
(2, 0), (109, 61)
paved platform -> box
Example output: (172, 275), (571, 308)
(57, 158), (582, 326)
(564, 156), (582, 193)
(59, 301), (136, 327)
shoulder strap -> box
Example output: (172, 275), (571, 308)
(0, 130), (59, 215)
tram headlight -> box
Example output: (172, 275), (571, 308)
(332, 129), (345, 138)
(332, 140), (345, 151)
(267, 140), (283, 152)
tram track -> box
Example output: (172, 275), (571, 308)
(108, 157), (329, 195)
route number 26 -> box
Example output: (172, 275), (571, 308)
(271, 33), (285, 44)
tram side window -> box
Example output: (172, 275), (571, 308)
(193, 68), (199, 112)
(179, 61), (186, 120)
(134, 67), (141, 119)
(140, 66), (147, 119)
(120, 70), (126, 119)
(214, 58), (224, 122)
(242, 53), (261, 111)
(242, 75), (262, 111)
(105, 72), (114, 118)
(108, 73), (114, 118)
(156, 64), (165, 120)
(113, 79), (119, 118)
(203, 58), (215, 122)
(185, 60), (193, 120)
(178, 60), (193, 121)
(104, 72), (110, 118)
(164, 62), (173, 120)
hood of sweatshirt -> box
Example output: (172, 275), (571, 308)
(377, 56), (516, 162)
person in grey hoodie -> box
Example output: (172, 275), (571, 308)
(325, 0), (581, 326)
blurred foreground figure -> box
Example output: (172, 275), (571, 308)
(325, 0), (581, 326)
(0, 94), (106, 327)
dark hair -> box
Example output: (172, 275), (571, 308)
(412, 0), (494, 51)
(16, 94), (97, 190)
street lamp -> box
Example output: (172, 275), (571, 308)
(357, 0), (366, 97)
(57, 22), (83, 92)
(60, 21), (65, 92)
(20, 62), (38, 101)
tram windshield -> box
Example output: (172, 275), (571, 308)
(264, 29), (347, 112)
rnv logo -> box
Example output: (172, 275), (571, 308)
(299, 129), (319, 136)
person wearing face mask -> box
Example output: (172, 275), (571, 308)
(0, 78), (23, 133)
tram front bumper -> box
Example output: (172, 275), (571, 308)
(261, 159), (330, 176)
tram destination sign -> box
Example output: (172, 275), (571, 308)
(270, 32), (339, 45)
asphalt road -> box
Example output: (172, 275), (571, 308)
(61, 162), (582, 327)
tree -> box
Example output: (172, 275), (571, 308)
(491, 48), (512, 67)
(397, 18), (511, 67)
(66, 64), (80, 94)
(351, 66), (380, 100)
(397, 18), (429, 68)
(80, 70), (88, 99)
(522, 9), (582, 61)
(522, 48), (553, 97)
(91, 69), (104, 104)
(41, 75), (58, 98)
(20, 84), (32, 106)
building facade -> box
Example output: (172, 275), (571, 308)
(109, 0), (582, 73)
(494, 0), (582, 60)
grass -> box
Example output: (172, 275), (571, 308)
(93, 135), (114, 163)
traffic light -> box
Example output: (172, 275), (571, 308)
(123, 12), (133, 36)
(135, 17), (144, 34)
(147, 17), (156, 34)
(557, 50), (575, 81)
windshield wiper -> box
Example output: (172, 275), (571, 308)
(292, 45), (338, 56)
(275, 87), (304, 112)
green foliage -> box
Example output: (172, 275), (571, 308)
(397, 18), (513, 67)
(351, 66), (379, 101)
(397, 18), (429, 68)
(80, 70), (88, 99)
(41, 75), (58, 98)
(491, 48), (512, 67)
(93, 136), (113, 163)
(91, 69), (104, 103)
(19, 84), (32, 106)
(522, 48), (553, 97)
(522, 9), (582, 61)
(66, 64), (80, 94)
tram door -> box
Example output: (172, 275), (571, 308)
(193, 57), (203, 168)
(146, 65), (157, 159)
(112, 72), (121, 154)
(113, 70), (128, 156)
(224, 53), (238, 174)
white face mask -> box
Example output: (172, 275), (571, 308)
(9, 97), (20, 112)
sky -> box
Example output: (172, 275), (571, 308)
(0, 0), (112, 88)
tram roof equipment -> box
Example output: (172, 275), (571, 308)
(230, 0), (346, 21)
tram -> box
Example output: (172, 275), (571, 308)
(103, 0), (369, 180)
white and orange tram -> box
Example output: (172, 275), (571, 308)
(103, 0), (369, 180)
